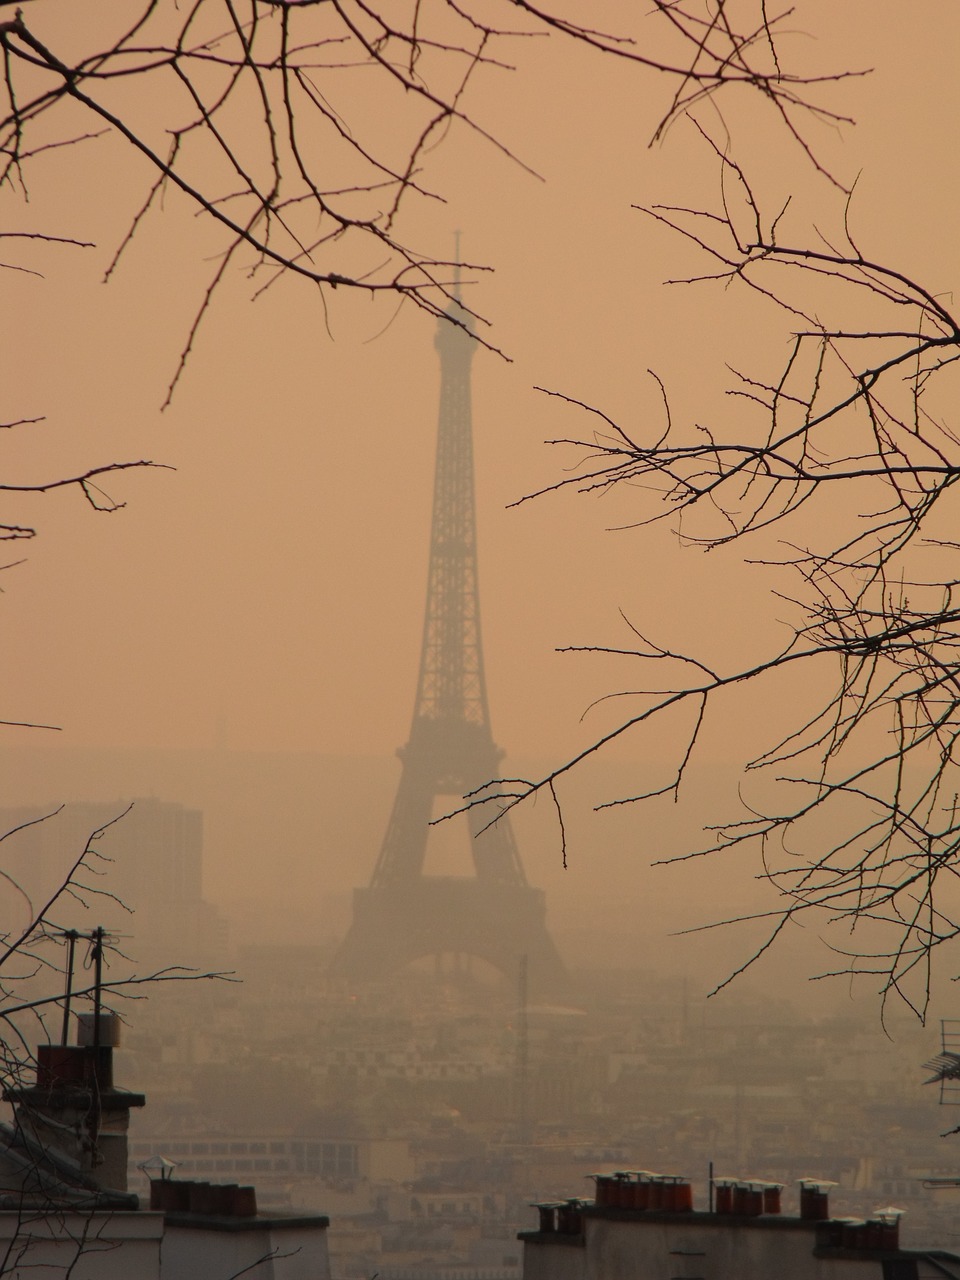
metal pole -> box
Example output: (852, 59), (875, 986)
(61, 930), (77, 1047)
(92, 926), (103, 1055)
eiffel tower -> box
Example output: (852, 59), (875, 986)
(333, 280), (567, 996)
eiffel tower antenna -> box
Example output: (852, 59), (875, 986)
(332, 270), (567, 995)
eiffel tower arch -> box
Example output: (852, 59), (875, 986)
(333, 284), (567, 997)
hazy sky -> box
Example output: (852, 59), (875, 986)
(2, 3), (958, 996)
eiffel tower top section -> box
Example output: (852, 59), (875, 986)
(412, 289), (488, 731)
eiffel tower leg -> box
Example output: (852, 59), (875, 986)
(334, 879), (567, 997)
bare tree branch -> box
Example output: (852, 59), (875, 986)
(476, 124), (960, 1018)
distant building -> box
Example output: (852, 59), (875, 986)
(0, 798), (226, 968)
(129, 1134), (415, 1187)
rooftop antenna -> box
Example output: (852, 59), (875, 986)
(51, 926), (119, 1046)
(923, 1019), (960, 1102)
(453, 229), (462, 303)
(923, 1019), (960, 1133)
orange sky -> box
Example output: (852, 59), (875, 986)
(2, 3), (959, 998)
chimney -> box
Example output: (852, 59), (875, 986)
(798, 1179), (837, 1221)
(5, 1013), (145, 1194)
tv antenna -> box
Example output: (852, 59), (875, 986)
(922, 1019), (960, 1136)
(49, 925), (121, 1048)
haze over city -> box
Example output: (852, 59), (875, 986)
(0, 3), (954, 995)
(1, 5), (960, 1276)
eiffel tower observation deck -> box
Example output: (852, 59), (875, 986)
(333, 280), (567, 997)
